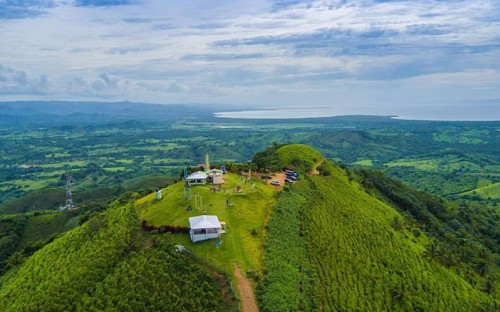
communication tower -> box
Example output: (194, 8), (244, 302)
(65, 174), (75, 209)
(58, 174), (76, 211)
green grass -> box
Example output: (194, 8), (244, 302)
(276, 144), (324, 172)
(352, 159), (373, 166)
(40, 160), (87, 168)
(0, 200), (224, 312)
(259, 160), (497, 311)
(433, 129), (488, 144)
(19, 212), (71, 247)
(8, 178), (58, 191)
(137, 173), (276, 272)
(461, 182), (500, 199)
(386, 159), (439, 171)
(0, 188), (64, 214)
(121, 174), (176, 192)
(104, 167), (126, 172)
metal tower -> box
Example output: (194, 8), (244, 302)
(65, 174), (74, 209)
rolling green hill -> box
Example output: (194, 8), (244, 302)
(0, 194), (226, 311)
(0, 144), (498, 311)
(258, 145), (498, 311)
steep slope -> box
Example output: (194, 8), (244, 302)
(0, 194), (224, 311)
(258, 145), (498, 311)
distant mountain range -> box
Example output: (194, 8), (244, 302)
(0, 101), (222, 117)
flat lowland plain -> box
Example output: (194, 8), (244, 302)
(137, 172), (277, 272)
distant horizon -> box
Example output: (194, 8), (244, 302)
(1, 0), (499, 117)
(0, 100), (498, 122)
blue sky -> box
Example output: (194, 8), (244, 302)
(0, 0), (499, 118)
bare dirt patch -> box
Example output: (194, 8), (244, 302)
(267, 172), (286, 190)
(233, 264), (259, 312)
(309, 160), (324, 175)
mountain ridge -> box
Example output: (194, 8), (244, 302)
(0, 144), (498, 311)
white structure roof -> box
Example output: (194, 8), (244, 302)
(187, 171), (208, 180)
(189, 215), (221, 230)
(209, 169), (223, 173)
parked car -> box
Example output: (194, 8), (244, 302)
(285, 178), (294, 183)
(271, 180), (280, 186)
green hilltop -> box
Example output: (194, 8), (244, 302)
(259, 156), (498, 311)
(0, 144), (498, 311)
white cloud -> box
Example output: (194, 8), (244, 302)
(0, 64), (49, 94)
(0, 0), (498, 117)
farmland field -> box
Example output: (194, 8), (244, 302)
(1, 111), (498, 210)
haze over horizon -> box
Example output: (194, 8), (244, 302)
(0, 0), (499, 119)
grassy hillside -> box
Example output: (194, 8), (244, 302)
(0, 188), (65, 214)
(252, 143), (325, 173)
(0, 194), (225, 311)
(275, 144), (324, 172)
(1, 143), (498, 311)
(137, 172), (276, 272)
(258, 149), (498, 311)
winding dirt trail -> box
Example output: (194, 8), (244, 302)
(309, 159), (325, 175)
(233, 264), (259, 312)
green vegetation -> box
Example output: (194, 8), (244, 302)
(257, 188), (315, 311)
(138, 172), (276, 272)
(0, 102), (498, 310)
(358, 169), (500, 260)
(258, 148), (499, 311)
(351, 159), (373, 166)
(0, 195), (225, 312)
(1, 109), (498, 212)
(275, 144), (324, 173)
(0, 188), (64, 214)
(252, 143), (324, 173)
(0, 211), (81, 275)
(461, 182), (500, 199)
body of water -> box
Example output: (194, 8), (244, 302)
(214, 104), (499, 121)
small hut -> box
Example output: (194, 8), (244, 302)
(208, 169), (224, 185)
(189, 215), (223, 243)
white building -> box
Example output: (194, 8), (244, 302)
(186, 171), (208, 186)
(189, 215), (224, 243)
(208, 169), (224, 185)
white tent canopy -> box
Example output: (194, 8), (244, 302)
(186, 171), (208, 186)
(187, 171), (208, 180)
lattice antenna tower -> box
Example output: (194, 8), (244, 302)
(65, 174), (74, 209)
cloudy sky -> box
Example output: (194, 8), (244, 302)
(0, 0), (499, 118)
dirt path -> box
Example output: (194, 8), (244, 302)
(233, 264), (259, 312)
(309, 159), (324, 175)
(267, 172), (286, 190)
